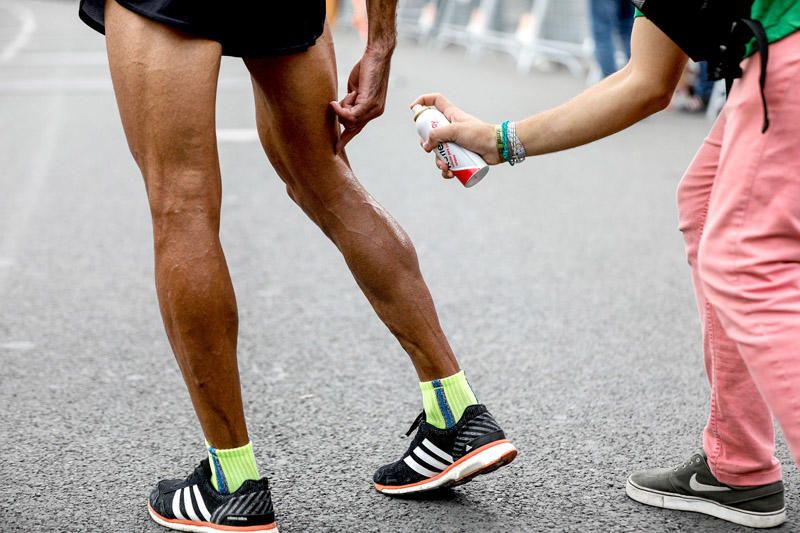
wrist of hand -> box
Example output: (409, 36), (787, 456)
(365, 40), (397, 57)
(494, 125), (505, 163)
(494, 121), (527, 166)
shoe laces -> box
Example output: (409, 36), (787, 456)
(405, 412), (425, 437)
(674, 454), (702, 472)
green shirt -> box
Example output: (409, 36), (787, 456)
(634, 1), (800, 56)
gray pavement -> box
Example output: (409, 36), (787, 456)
(1, 1), (797, 531)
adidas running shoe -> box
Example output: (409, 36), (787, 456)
(147, 459), (277, 532)
(374, 405), (517, 495)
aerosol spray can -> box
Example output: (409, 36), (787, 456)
(412, 104), (489, 188)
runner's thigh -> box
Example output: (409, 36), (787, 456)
(243, 27), (349, 195)
(104, 0), (222, 200)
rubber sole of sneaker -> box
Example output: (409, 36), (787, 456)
(148, 503), (279, 533)
(374, 439), (517, 495)
(626, 477), (786, 529)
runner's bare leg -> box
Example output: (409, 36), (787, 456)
(244, 27), (459, 381)
(105, 0), (248, 448)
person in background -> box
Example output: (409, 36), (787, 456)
(671, 61), (716, 113)
(326, 0), (339, 27)
(588, 0), (634, 77)
(414, 0), (800, 528)
(691, 62), (716, 109)
(325, 0), (367, 40)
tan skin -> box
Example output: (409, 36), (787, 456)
(104, 0), (458, 450)
(414, 18), (688, 176)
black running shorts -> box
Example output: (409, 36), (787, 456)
(79, 0), (326, 57)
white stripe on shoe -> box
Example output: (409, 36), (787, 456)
(172, 490), (185, 520)
(183, 487), (201, 522)
(404, 456), (438, 477)
(192, 485), (212, 521)
(378, 440), (517, 495)
(413, 448), (449, 471)
(421, 439), (453, 463)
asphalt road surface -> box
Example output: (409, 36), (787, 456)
(1, 1), (797, 532)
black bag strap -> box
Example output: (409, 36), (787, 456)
(737, 18), (770, 132)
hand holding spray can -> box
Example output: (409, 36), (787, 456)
(412, 104), (489, 188)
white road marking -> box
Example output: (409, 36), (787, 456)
(0, 73), (63, 295)
(0, 77), (252, 93)
(0, 1), (36, 63)
(217, 129), (260, 143)
(0, 341), (35, 351)
(12, 51), (108, 66)
(0, 78), (112, 92)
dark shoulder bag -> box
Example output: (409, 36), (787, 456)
(631, 0), (770, 131)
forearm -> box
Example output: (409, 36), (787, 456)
(518, 67), (670, 156)
(366, 0), (398, 53)
(517, 18), (687, 157)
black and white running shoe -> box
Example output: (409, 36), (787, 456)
(374, 405), (517, 495)
(626, 452), (786, 529)
(148, 459), (278, 532)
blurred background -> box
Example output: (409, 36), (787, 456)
(1, 1), (794, 532)
(331, 0), (725, 114)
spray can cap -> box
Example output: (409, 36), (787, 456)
(411, 104), (429, 122)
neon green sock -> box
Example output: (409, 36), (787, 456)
(420, 370), (478, 429)
(207, 440), (259, 494)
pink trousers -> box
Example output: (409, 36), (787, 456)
(677, 30), (800, 486)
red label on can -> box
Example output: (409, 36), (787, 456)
(452, 167), (479, 186)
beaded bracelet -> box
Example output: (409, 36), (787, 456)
(501, 120), (511, 164)
(507, 121), (526, 165)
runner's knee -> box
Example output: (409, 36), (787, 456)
(282, 164), (420, 270)
(277, 155), (352, 222)
(143, 167), (221, 244)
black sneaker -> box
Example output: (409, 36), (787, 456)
(374, 404), (517, 495)
(147, 459), (278, 532)
(626, 452), (786, 528)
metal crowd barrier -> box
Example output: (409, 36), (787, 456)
(337, 0), (593, 77)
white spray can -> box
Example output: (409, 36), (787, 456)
(412, 104), (489, 188)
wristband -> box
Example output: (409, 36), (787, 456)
(501, 120), (511, 165)
(495, 125), (505, 162)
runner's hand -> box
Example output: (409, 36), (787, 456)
(411, 93), (501, 180)
(330, 48), (392, 153)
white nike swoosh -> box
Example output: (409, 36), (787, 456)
(689, 473), (732, 492)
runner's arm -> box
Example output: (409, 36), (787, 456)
(330, 0), (398, 153)
(365, 0), (398, 53)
